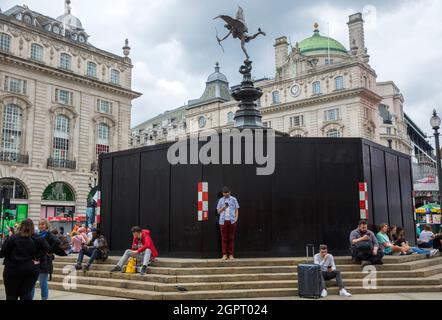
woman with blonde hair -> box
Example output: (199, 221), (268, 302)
(0, 219), (49, 300)
(31, 218), (60, 300)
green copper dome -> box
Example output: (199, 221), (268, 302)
(298, 24), (348, 55)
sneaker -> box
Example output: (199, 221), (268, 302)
(110, 266), (122, 272)
(140, 265), (147, 275)
(430, 249), (439, 257)
(228, 255), (235, 261)
(74, 264), (82, 270)
(221, 255), (228, 261)
(82, 264), (90, 272)
(339, 288), (352, 297)
(321, 289), (328, 298)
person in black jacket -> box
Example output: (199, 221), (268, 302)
(31, 218), (60, 300)
(0, 219), (49, 300)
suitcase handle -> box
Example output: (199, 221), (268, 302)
(306, 244), (315, 263)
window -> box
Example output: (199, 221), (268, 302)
(60, 53), (72, 70)
(87, 62), (97, 77)
(4, 77), (27, 95)
(42, 182), (75, 201)
(53, 115), (70, 160)
(263, 121), (272, 128)
(272, 91), (280, 104)
(335, 76), (344, 90)
(363, 76), (368, 88)
(2, 104), (22, 153)
(96, 123), (110, 158)
(198, 116), (206, 128)
(0, 33), (11, 52)
(290, 115), (304, 127)
(110, 69), (120, 85)
(325, 108), (340, 121)
(227, 112), (234, 124)
(312, 81), (321, 95)
(325, 58), (334, 65)
(386, 127), (392, 135)
(30, 43), (43, 61)
(55, 89), (73, 105)
(327, 129), (342, 138)
(97, 99), (112, 114)
(0, 179), (28, 200)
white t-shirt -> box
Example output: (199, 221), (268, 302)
(419, 230), (434, 243)
(224, 207), (231, 221)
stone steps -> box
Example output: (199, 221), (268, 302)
(1, 255), (440, 300)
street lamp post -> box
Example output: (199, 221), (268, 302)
(430, 109), (442, 205)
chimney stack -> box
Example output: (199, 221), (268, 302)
(347, 13), (369, 62)
(274, 36), (289, 73)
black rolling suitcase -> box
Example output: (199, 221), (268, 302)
(297, 244), (321, 299)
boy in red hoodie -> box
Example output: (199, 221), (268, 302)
(111, 226), (158, 275)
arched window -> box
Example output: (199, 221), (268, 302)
(53, 115), (70, 160)
(110, 69), (120, 85)
(227, 112), (234, 124)
(272, 91), (280, 104)
(327, 129), (342, 138)
(0, 178), (28, 200)
(0, 33), (11, 52)
(87, 62), (97, 77)
(30, 43), (43, 61)
(42, 182), (75, 201)
(312, 81), (321, 95)
(60, 53), (72, 70)
(2, 104), (22, 154)
(96, 123), (110, 158)
(335, 76), (344, 90)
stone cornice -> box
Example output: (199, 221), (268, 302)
(260, 87), (382, 114)
(0, 52), (142, 99)
(0, 16), (131, 67)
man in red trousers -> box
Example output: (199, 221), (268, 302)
(217, 187), (240, 261)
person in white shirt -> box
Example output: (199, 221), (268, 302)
(418, 225), (435, 248)
(314, 244), (352, 298)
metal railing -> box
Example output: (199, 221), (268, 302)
(47, 158), (76, 170)
(0, 151), (29, 164)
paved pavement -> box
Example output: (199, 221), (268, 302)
(0, 286), (441, 300)
(0, 287), (130, 300)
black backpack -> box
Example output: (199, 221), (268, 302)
(53, 234), (70, 256)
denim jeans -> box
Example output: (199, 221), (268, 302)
(31, 273), (49, 300)
(411, 247), (431, 257)
(320, 270), (345, 291)
(77, 247), (102, 266)
(117, 249), (152, 268)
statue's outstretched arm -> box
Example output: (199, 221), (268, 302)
(217, 31), (232, 43)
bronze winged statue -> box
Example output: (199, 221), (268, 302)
(214, 6), (266, 61)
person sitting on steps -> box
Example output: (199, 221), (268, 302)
(418, 225), (435, 248)
(314, 244), (352, 298)
(349, 220), (384, 268)
(110, 227), (158, 275)
(394, 227), (438, 258)
(74, 229), (109, 272)
(376, 223), (410, 256)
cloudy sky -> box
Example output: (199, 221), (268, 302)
(2, 0), (441, 141)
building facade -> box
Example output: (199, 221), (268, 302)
(132, 13), (414, 159)
(0, 2), (141, 226)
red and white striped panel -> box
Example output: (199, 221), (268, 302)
(96, 191), (101, 224)
(198, 182), (209, 221)
(359, 182), (368, 220)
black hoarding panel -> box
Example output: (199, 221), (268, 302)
(139, 148), (170, 254)
(110, 154), (140, 251)
(385, 153), (402, 227)
(100, 157), (113, 247)
(370, 147), (389, 226)
(271, 140), (318, 256)
(362, 143), (374, 225)
(316, 141), (361, 254)
(223, 164), (273, 257)
(399, 157), (416, 245)
(169, 164), (202, 256)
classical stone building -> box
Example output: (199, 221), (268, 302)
(131, 13), (412, 157)
(0, 2), (141, 227)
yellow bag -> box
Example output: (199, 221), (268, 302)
(125, 257), (137, 273)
